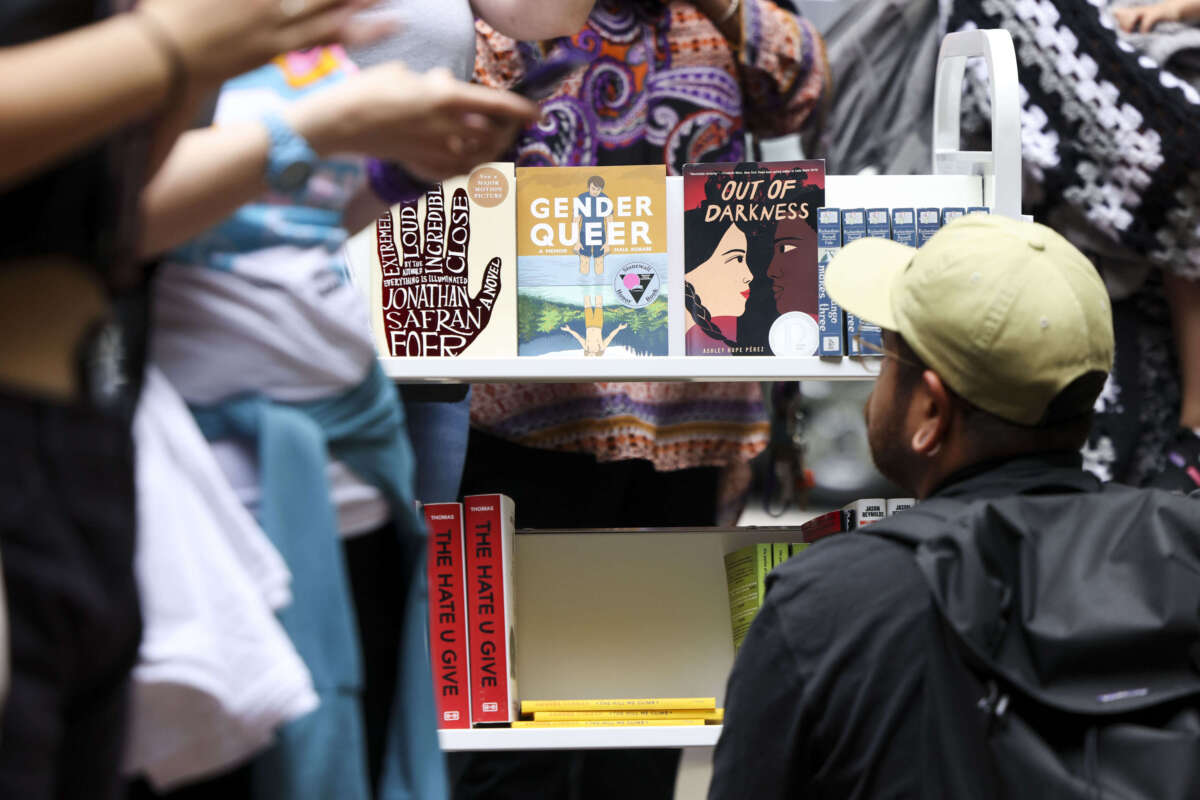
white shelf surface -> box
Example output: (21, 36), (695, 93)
(439, 724), (721, 751)
(381, 355), (877, 382)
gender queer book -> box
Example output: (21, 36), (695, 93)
(351, 162), (517, 357)
(916, 207), (941, 246)
(464, 493), (518, 725)
(515, 165), (667, 358)
(891, 209), (917, 248)
(424, 502), (471, 729)
(682, 160), (826, 356)
(816, 207), (844, 356)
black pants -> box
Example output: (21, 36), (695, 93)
(0, 392), (142, 800)
(126, 523), (407, 799)
(449, 430), (721, 800)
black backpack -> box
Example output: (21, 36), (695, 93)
(871, 480), (1200, 799)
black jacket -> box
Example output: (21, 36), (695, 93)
(709, 453), (1200, 800)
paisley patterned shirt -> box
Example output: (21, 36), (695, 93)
(470, 0), (828, 502)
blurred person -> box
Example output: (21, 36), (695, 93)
(128, 4), (593, 798)
(459, 2), (829, 797)
(0, 1), (394, 797)
(710, 216), (1200, 799)
(1114, 0), (1200, 30)
(348, 0), (595, 509)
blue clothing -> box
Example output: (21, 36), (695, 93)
(193, 365), (446, 800)
(403, 390), (472, 504)
(576, 191), (610, 258)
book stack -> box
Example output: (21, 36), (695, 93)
(723, 498), (916, 651)
(423, 493), (519, 729)
(513, 697), (723, 728)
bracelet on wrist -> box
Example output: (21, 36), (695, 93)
(128, 9), (188, 114)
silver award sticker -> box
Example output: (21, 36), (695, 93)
(769, 311), (820, 357)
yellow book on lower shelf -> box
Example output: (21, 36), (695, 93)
(512, 719), (703, 728)
(520, 697), (717, 714)
(532, 709), (724, 722)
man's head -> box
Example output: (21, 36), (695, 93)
(587, 175), (605, 195)
(827, 215), (1113, 498)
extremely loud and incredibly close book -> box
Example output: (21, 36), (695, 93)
(515, 165), (668, 357)
(464, 493), (519, 724)
(424, 502), (471, 729)
(352, 163), (518, 357)
(682, 160), (826, 356)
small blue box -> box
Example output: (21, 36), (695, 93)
(916, 207), (941, 247)
(891, 208), (917, 248)
(816, 207), (844, 357)
(866, 208), (890, 240)
(941, 207), (966, 226)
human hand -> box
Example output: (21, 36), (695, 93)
(615, 323), (627, 332)
(1113, 1), (1183, 32)
(601, 244), (610, 255)
(291, 64), (538, 182)
(137, 0), (392, 88)
(374, 182), (502, 356)
(560, 325), (572, 333)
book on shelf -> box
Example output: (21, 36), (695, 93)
(916, 207), (941, 247)
(515, 165), (668, 358)
(941, 206), (966, 226)
(799, 509), (849, 542)
(512, 719), (703, 729)
(967, 206), (990, 215)
(891, 208), (917, 248)
(723, 542), (774, 652)
(520, 697), (717, 713)
(530, 709), (725, 722)
(853, 209), (888, 356)
(886, 498), (916, 515)
(681, 160), (826, 357)
(772, 541), (792, 567)
(840, 208), (867, 355)
(464, 493), (519, 724)
(424, 502), (471, 729)
(816, 207), (844, 357)
(841, 498), (887, 529)
(354, 162), (517, 358)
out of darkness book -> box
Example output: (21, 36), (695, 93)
(681, 160), (825, 356)
(515, 165), (668, 358)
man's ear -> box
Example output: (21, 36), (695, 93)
(911, 370), (953, 456)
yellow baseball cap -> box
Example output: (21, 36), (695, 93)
(826, 214), (1114, 426)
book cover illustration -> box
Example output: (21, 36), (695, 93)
(682, 160), (826, 356)
(424, 502), (471, 729)
(358, 163), (517, 357)
(515, 165), (668, 357)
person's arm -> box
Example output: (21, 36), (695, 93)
(140, 63), (538, 256)
(0, 0), (387, 189)
(601, 323), (626, 349)
(560, 326), (586, 347)
(708, 599), (806, 800)
(1113, 0), (1200, 32)
(709, 0), (831, 140)
(470, 0), (594, 40)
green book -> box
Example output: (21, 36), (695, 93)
(772, 542), (791, 568)
(790, 542), (810, 558)
(723, 543), (774, 652)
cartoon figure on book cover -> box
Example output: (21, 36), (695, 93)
(516, 164), (667, 357)
(683, 161), (825, 356)
(574, 175), (611, 275)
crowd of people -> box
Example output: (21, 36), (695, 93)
(1, 1), (1198, 799)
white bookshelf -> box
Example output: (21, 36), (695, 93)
(439, 526), (815, 752)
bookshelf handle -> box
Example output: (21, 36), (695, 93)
(932, 29), (1022, 219)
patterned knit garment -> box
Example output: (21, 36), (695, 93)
(951, 0), (1200, 279)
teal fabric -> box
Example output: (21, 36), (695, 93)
(192, 364), (447, 800)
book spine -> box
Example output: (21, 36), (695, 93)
(724, 545), (758, 652)
(916, 207), (941, 247)
(799, 509), (847, 542)
(425, 502), (471, 729)
(890, 208), (917, 248)
(755, 542), (773, 607)
(520, 697), (717, 713)
(841, 209), (867, 354)
(941, 207), (966, 226)
(532, 709), (725, 721)
(886, 498), (916, 515)
(865, 207), (891, 240)
(854, 209), (889, 356)
(513, 719), (701, 728)
(789, 542), (809, 558)
(853, 498), (888, 528)
(464, 493), (519, 724)
(816, 207), (845, 356)
(967, 206), (990, 215)
(772, 542), (791, 568)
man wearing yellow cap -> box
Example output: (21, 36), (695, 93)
(709, 215), (1200, 800)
